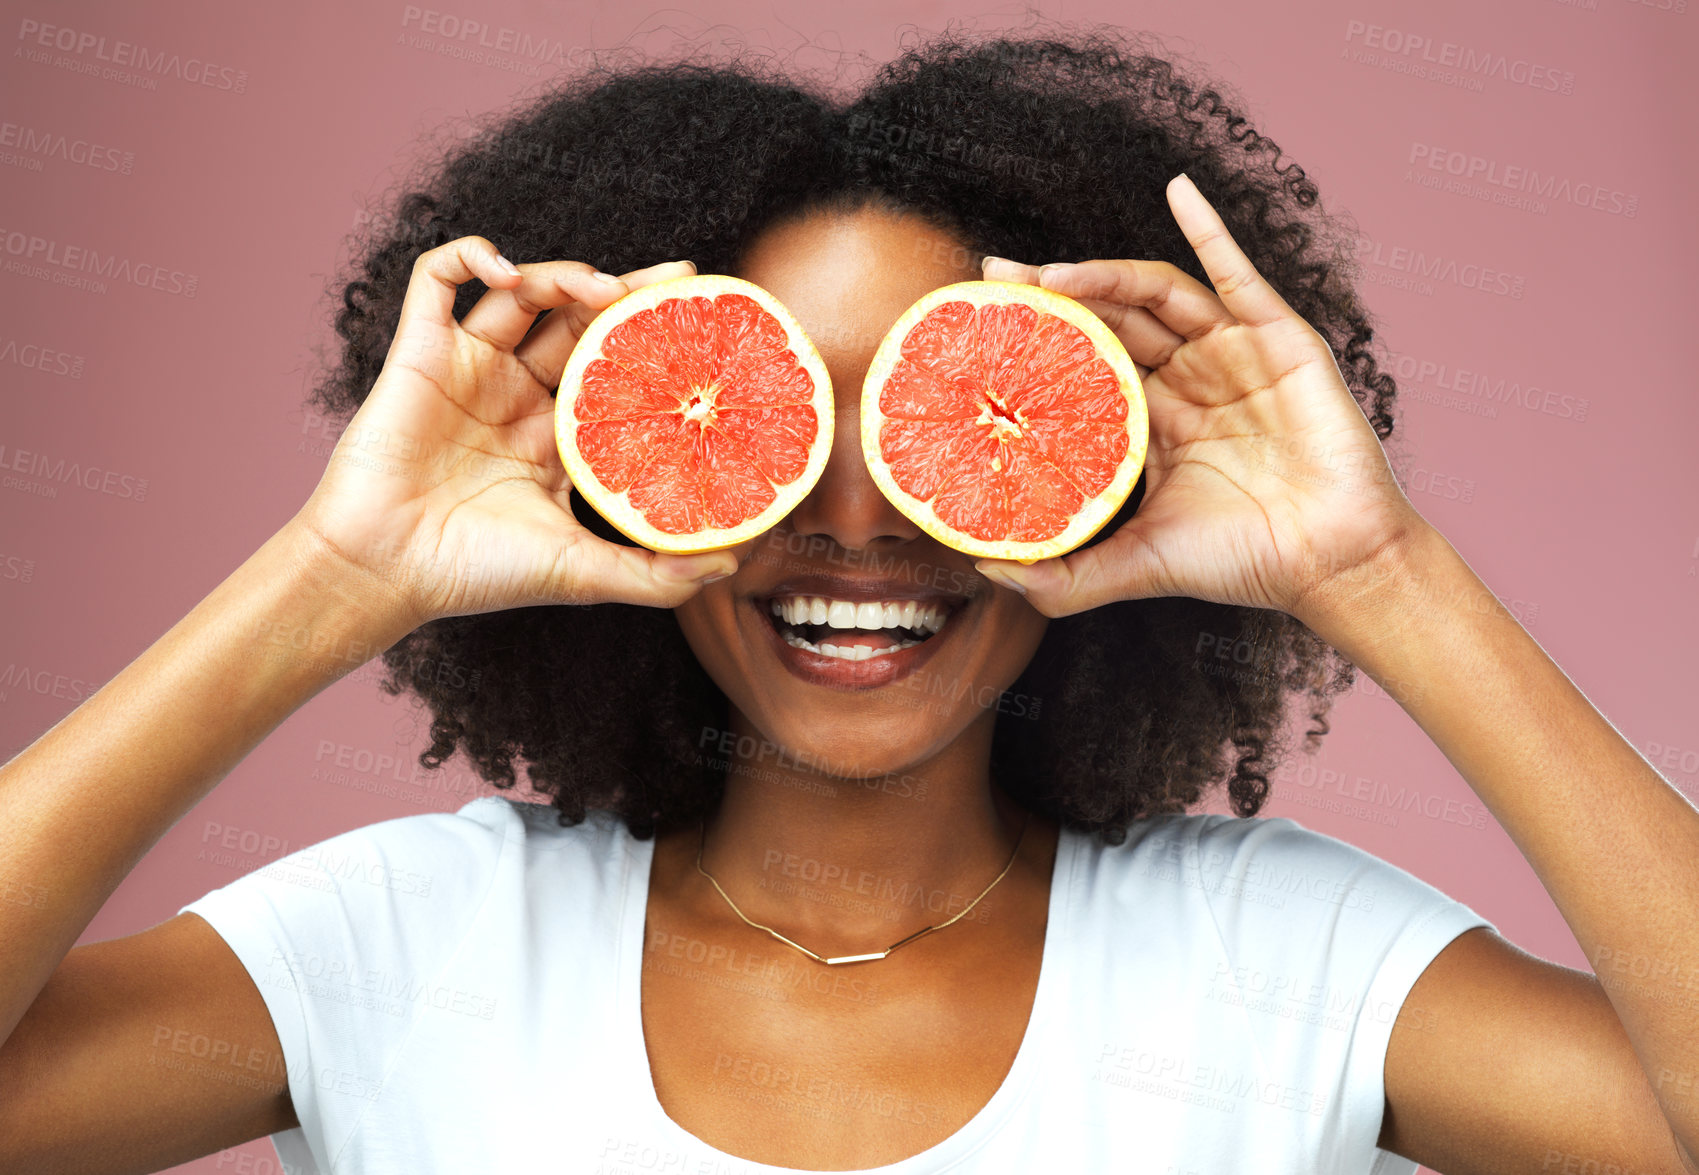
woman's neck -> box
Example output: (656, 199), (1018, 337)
(689, 704), (1039, 955)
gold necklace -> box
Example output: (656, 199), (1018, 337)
(694, 810), (1030, 966)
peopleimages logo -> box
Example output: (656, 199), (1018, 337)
(0, 335), (85, 380)
(1408, 144), (1639, 219)
(1379, 346), (1591, 423)
(395, 5), (588, 75)
(1354, 234), (1527, 300)
(0, 227), (198, 297)
(15, 18), (249, 93)
(0, 120), (134, 175)
(0, 442), (150, 502)
(0, 662), (102, 704)
(1342, 20), (1576, 95)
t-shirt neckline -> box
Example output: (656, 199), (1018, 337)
(614, 818), (1079, 1174)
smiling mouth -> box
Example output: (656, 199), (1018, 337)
(763, 594), (959, 662)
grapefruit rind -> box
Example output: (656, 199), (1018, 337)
(555, 273), (834, 554)
(860, 279), (1148, 564)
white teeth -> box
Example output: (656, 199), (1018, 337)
(767, 595), (952, 635)
(780, 632), (922, 660)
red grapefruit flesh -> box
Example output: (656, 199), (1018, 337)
(862, 280), (1147, 563)
(555, 274), (833, 553)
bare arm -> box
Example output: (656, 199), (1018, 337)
(1304, 524), (1699, 1172)
(0, 521), (412, 1050)
(973, 176), (1698, 1167)
(0, 521), (414, 1172)
(0, 239), (729, 1171)
(0, 238), (723, 1052)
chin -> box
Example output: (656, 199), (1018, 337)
(732, 701), (972, 785)
(675, 552), (1045, 784)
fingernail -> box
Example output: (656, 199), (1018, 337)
(592, 270), (622, 284)
(495, 254), (521, 276)
(678, 259), (697, 272)
(1038, 262), (1073, 273)
(976, 563), (1028, 596)
(688, 555), (737, 584)
(981, 254), (1010, 267)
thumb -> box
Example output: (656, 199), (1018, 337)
(546, 537), (738, 608)
(640, 548), (742, 597)
(974, 524), (1166, 617)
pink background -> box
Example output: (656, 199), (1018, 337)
(3, 1), (1695, 1172)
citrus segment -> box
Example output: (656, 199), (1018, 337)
(556, 274), (834, 554)
(862, 280), (1147, 563)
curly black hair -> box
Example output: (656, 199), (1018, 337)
(308, 23), (1402, 844)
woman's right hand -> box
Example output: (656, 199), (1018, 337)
(289, 236), (740, 630)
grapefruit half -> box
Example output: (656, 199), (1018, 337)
(861, 280), (1148, 564)
(555, 274), (834, 554)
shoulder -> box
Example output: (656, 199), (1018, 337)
(171, 799), (639, 1168)
(442, 796), (639, 872)
(178, 797), (637, 945)
(270, 795), (633, 867)
(431, 794), (632, 848)
(1069, 811), (1494, 994)
(1077, 811), (1463, 918)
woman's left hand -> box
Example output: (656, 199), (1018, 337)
(974, 173), (1428, 622)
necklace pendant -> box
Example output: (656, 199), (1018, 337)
(694, 810), (1030, 968)
(823, 950), (890, 965)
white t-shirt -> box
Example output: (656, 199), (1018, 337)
(180, 795), (1492, 1174)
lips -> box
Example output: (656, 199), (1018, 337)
(752, 573), (972, 684)
(767, 594), (951, 660)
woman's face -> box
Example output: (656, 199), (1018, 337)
(673, 204), (1050, 779)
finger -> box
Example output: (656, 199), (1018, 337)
(972, 522), (1167, 618)
(1056, 293), (1188, 373)
(1166, 173), (1298, 328)
(978, 550), (1107, 618)
(516, 259), (697, 386)
(459, 260), (626, 354)
(615, 257), (700, 290)
(983, 253), (1230, 346)
(1042, 259), (1235, 343)
(714, 533), (763, 568)
(982, 257), (1164, 380)
(978, 254), (1043, 283)
(396, 236), (521, 336)
(545, 532), (738, 608)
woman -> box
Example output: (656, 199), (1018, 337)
(1, 28), (1694, 1175)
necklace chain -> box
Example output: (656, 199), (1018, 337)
(694, 811), (1031, 966)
